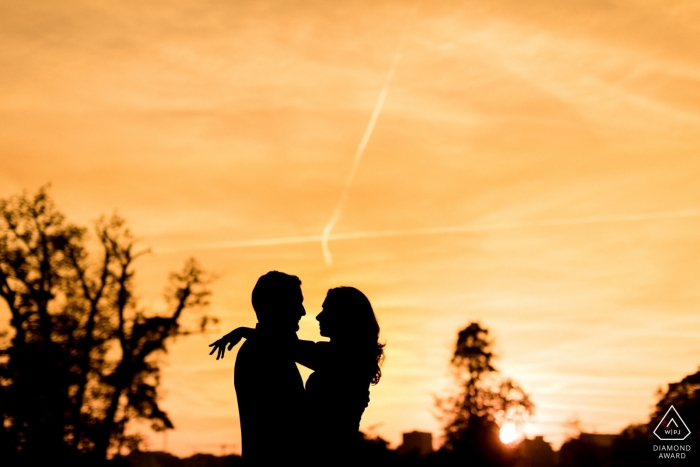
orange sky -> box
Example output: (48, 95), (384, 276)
(2, 0), (700, 457)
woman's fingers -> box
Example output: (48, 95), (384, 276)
(209, 339), (226, 359)
(208, 334), (245, 359)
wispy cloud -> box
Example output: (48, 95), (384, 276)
(170, 209), (700, 253)
(321, 2), (420, 265)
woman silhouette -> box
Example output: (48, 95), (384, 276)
(209, 286), (384, 462)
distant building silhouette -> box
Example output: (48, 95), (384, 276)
(579, 433), (616, 448)
(124, 451), (242, 467)
(397, 431), (434, 457)
(126, 451), (182, 467)
(514, 436), (555, 467)
(559, 432), (617, 467)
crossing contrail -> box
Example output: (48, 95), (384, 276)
(320, 4), (419, 266)
(168, 209), (700, 253)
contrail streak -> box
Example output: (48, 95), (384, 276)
(320, 4), (419, 266)
(168, 209), (700, 253)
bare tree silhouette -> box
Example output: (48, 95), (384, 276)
(0, 187), (214, 464)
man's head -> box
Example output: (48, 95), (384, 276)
(251, 271), (305, 331)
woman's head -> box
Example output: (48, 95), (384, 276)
(316, 286), (384, 384)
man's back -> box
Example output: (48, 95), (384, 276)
(234, 328), (304, 463)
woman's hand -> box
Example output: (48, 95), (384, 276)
(208, 327), (254, 360)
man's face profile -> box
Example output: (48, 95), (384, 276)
(284, 285), (305, 331)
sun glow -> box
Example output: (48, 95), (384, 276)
(499, 422), (522, 445)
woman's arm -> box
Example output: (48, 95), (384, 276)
(208, 327), (255, 360)
(293, 340), (318, 370)
(293, 341), (333, 370)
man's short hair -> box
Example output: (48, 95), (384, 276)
(251, 271), (302, 321)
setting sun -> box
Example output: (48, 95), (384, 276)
(499, 423), (522, 445)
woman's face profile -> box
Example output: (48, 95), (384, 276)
(316, 294), (341, 338)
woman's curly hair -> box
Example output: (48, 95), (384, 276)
(326, 286), (385, 385)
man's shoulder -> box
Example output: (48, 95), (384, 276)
(238, 335), (258, 352)
(234, 335), (278, 373)
(236, 336), (264, 365)
(234, 334), (302, 390)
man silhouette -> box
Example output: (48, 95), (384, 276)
(234, 271), (306, 464)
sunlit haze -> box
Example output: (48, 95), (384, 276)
(2, 0), (700, 458)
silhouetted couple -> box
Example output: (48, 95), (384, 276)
(208, 271), (384, 465)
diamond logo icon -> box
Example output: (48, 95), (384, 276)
(653, 405), (691, 441)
